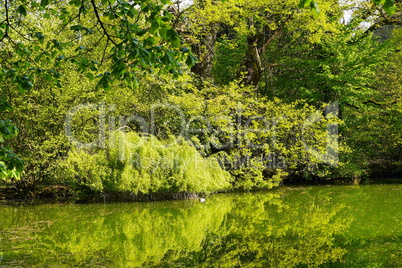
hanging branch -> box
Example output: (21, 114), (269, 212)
(1, 0), (10, 41)
(91, 0), (117, 46)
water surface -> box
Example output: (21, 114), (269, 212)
(0, 183), (401, 267)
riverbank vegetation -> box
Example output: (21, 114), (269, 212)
(0, 0), (401, 200)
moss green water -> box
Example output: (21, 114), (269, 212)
(0, 183), (401, 267)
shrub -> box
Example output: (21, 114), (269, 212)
(168, 82), (346, 189)
(57, 132), (232, 195)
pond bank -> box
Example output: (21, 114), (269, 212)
(1, 177), (401, 204)
(0, 185), (203, 204)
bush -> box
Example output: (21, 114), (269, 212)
(167, 82), (346, 189)
(57, 132), (232, 195)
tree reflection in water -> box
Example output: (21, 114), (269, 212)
(1, 185), (401, 267)
(0, 188), (352, 267)
(148, 192), (351, 268)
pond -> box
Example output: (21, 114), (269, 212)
(0, 183), (401, 267)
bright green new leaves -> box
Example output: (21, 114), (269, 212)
(0, 97), (23, 181)
(0, 119), (23, 181)
(299, 0), (397, 15)
(169, 83), (342, 189)
(0, 146), (24, 181)
(59, 132), (232, 194)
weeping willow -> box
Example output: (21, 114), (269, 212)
(58, 131), (232, 195)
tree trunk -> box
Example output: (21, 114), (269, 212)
(242, 36), (264, 87)
(191, 25), (218, 77)
(241, 23), (284, 88)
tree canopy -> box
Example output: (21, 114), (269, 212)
(0, 0), (401, 193)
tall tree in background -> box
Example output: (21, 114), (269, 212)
(182, 0), (341, 88)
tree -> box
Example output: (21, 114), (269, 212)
(0, 0), (197, 184)
(183, 0), (341, 88)
(0, 0), (195, 88)
(300, 0), (398, 16)
(182, 0), (399, 88)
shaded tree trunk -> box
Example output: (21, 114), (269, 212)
(241, 24), (283, 88)
(242, 35), (264, 87)
(191, 25), (218, 77)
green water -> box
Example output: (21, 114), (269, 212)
(0, 184), (401, 267)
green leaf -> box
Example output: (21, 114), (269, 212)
(383, 0), (396, 15)
(145, 36), (156, 46)
(17, 5), (27, 16)
(161, 0), (171, 4)
(0, 98), (13, 113)
(150, 21), (159, 34)
(133, 78), (139, 88)
(0, 162), (7, 172)
(310, 1), (320, 18)
(21, 80), (34, 91)
(41, 0), (50, 8)
(96, 72), (112, 89)
(141, 3), (150, 12)
(299, 0), (320, 17)
(373, 0), (384, 5)
(111, 60), (126, 77)
(86, 73), (95, 80)
(70, 25), (83, 31)
(6, 125), (18, 137)
(35, 32), (45, 43)
(161, 55), (170, 66)
(181, 47), (190, 53)
(69, 0), (81, 7)
(139, 58), (148, 68)
(186, 54), (197, 67)
(298, 0), (310, 8)
(15, 159), (24, 173)
(128, 48), (140, 60)
(167, 29), (180, 47)
(83, 27), (93, 34)
(159, 26), (168, 39)
(0, 126), (11, 136)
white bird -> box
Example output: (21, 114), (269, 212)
(199, 198), (206, 203)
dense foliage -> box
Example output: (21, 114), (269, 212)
(57, 132), (232, 194)
(168, 83), (342, 189)
(0, 0), (401, 197)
